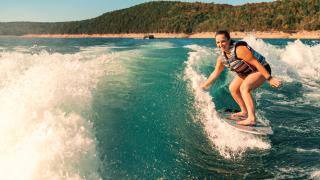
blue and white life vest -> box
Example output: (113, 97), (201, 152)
(220, 41), (268, 76)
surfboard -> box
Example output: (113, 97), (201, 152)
(217, 109), (273, 135)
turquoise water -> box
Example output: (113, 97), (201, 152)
(0, 37), (319, 179)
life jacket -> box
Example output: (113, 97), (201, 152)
(220, 41), (268, 76)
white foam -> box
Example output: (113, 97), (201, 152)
(311, 170), (320, 179)
(275, 166), (320, 179)
(275, 167), (307, 179)
(280, 40), (320, 106)
(184, 44), (270, 159)
(280, 40), (320, 79)
(12, 46), (31, 53)
(296, 148), (320, 154)
(79, 45), (125, 54)
(140, 41), (176, 49)
(0, 48), (138, 179)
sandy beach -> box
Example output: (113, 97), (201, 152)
(21, 31), (320, 39)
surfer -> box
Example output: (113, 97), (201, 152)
(201, 30), (281, 126)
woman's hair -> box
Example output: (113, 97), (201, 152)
(215, 30), (230, 40)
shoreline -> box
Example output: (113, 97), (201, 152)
(3, 31), (320, 39)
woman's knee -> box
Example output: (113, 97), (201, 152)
(240, 83), (250, 93)
(229, 83), (240, 94)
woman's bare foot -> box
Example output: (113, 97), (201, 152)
(231, 111), (248, 118)
(237, 118), (256, 126)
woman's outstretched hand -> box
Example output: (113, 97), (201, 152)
(268, 77), (282, 88)
(200, 83), (211, 90)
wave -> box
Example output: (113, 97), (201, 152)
(280, 40), (320, 80)
(0, 47), (139, 179)
(280, 40), (320, 107)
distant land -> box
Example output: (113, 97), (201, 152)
(0, 0), (319, 38)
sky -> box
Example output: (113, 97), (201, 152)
(0, 0), (274, 22)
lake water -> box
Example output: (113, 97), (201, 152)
(0, 37), (319, 179)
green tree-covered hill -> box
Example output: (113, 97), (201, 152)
(0, 0), (319, 35)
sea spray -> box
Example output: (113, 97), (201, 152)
(0, 47), (138, 179)
(280, 40), (320, 79)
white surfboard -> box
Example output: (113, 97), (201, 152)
(217, 109), (273, 135)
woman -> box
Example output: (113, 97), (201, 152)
(201, 30), (281, 126)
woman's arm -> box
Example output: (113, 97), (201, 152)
(236, 46), (281, 88)
(201, 57), (225, 90)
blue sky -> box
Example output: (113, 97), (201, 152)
(0, 0), (274, 22)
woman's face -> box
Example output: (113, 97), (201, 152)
(215, 34), (230, 52)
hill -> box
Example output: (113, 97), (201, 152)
(0, 0), (319, 35)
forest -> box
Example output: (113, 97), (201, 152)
(0, 0), (319, 35)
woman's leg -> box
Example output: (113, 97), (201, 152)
(237, 71), (266, 125)
(229, 75), (247, 117)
